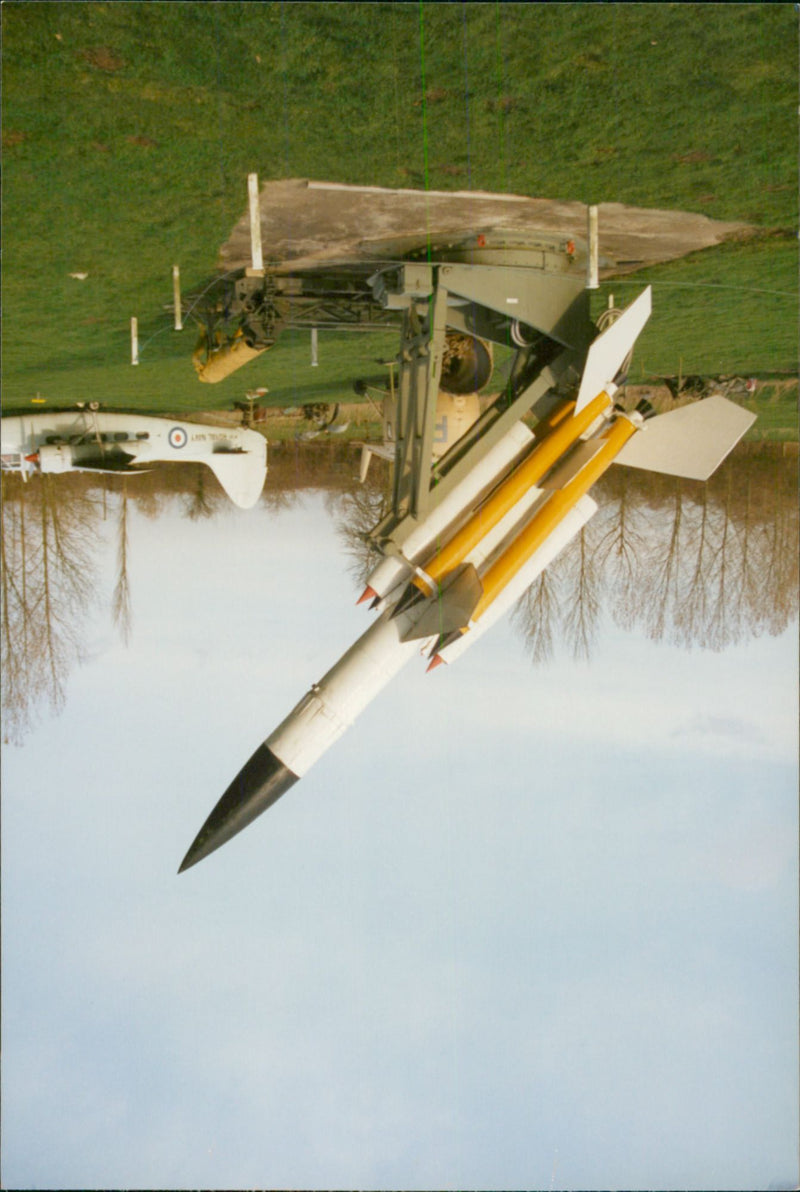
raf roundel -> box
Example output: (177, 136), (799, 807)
(168, 426), (188, 449)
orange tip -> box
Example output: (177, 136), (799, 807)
(357, 585), (377, 605)
(426, 655), (445, 673)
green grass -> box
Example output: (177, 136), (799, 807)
(2, 3), (797, 428)
(0, 326), (403, 413)
(591, 233), (798, 377)
(738, 382), (799, 442)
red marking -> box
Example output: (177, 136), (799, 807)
(476, 234), (486, 247)
(426, 655), (445, 673)
(357, 586), (377, 605)
(566, 240), (575, 256)
(25, 453), (39, 463)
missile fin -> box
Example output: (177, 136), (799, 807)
(575, 286), (652, 414)
(613, 395), (757, 481)
(400, 564), (483, 641)
(390, 580), (430, 618)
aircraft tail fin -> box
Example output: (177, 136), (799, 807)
(614, 395), (756, 481)
(205, 445), (267, 508)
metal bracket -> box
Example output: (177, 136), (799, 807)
(390, 281), (448, 521)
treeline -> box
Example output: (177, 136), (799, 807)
(1, 444), (796, 743)
(329, 445), (799, 659)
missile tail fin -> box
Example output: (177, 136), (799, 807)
(575, 286), (652, 414)
(613, 395), (756, 481)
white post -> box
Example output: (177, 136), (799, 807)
(172, 264), (183, 331)
(131, 317), (139, 365)
(587, 204), (599, 290)
(248, 172), (264, 273)
(311, 326), (319, 367)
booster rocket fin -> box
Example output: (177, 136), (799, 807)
(400, 563), (483, 642)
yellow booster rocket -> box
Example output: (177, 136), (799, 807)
(423, 404), (640, 658)
(404, 390), (612, 602)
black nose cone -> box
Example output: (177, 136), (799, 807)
(179, 744), (298, 872)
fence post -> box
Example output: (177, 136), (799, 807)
(131, 317), (139, 365)
(587, 204), (599, 290)
(311, 326), (319, 367)
(248, 172), (264, 273)
(172, 264), (183, 331)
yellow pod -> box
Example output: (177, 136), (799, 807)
(472, 414), (638, 621)
(417, 390), (612, 595)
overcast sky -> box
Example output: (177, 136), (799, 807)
(2, 489), (797, 1191)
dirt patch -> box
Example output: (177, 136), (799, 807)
(80, 46), (126, 72)
(672, 150), (713, 165)
(218, 178), (756, 280)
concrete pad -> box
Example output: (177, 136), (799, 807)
(218, 178), (754, 278)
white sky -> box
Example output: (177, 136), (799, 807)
(2, 491), (797, 1191)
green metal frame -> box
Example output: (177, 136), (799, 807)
(367, 262), (594, 553)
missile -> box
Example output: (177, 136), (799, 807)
(179, 285), (755, 872)
(177, 402), (634, 874)
(178, 412), (635, 872)
(180, 407), (595, 871)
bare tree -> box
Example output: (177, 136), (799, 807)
(1, 474), (100, 743)
(111, 485), (133, 646)
(560, 523), (602, 660)
(325, 475), (388, 587)
(183, 467), (219, 521)
(511, 561), (562, 665)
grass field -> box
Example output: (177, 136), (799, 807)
(2, 3), (797, 428)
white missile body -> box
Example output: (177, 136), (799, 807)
(265, 607), (438, 777)
(266, 474), (568, 778)
(1, 411), (267, 508)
